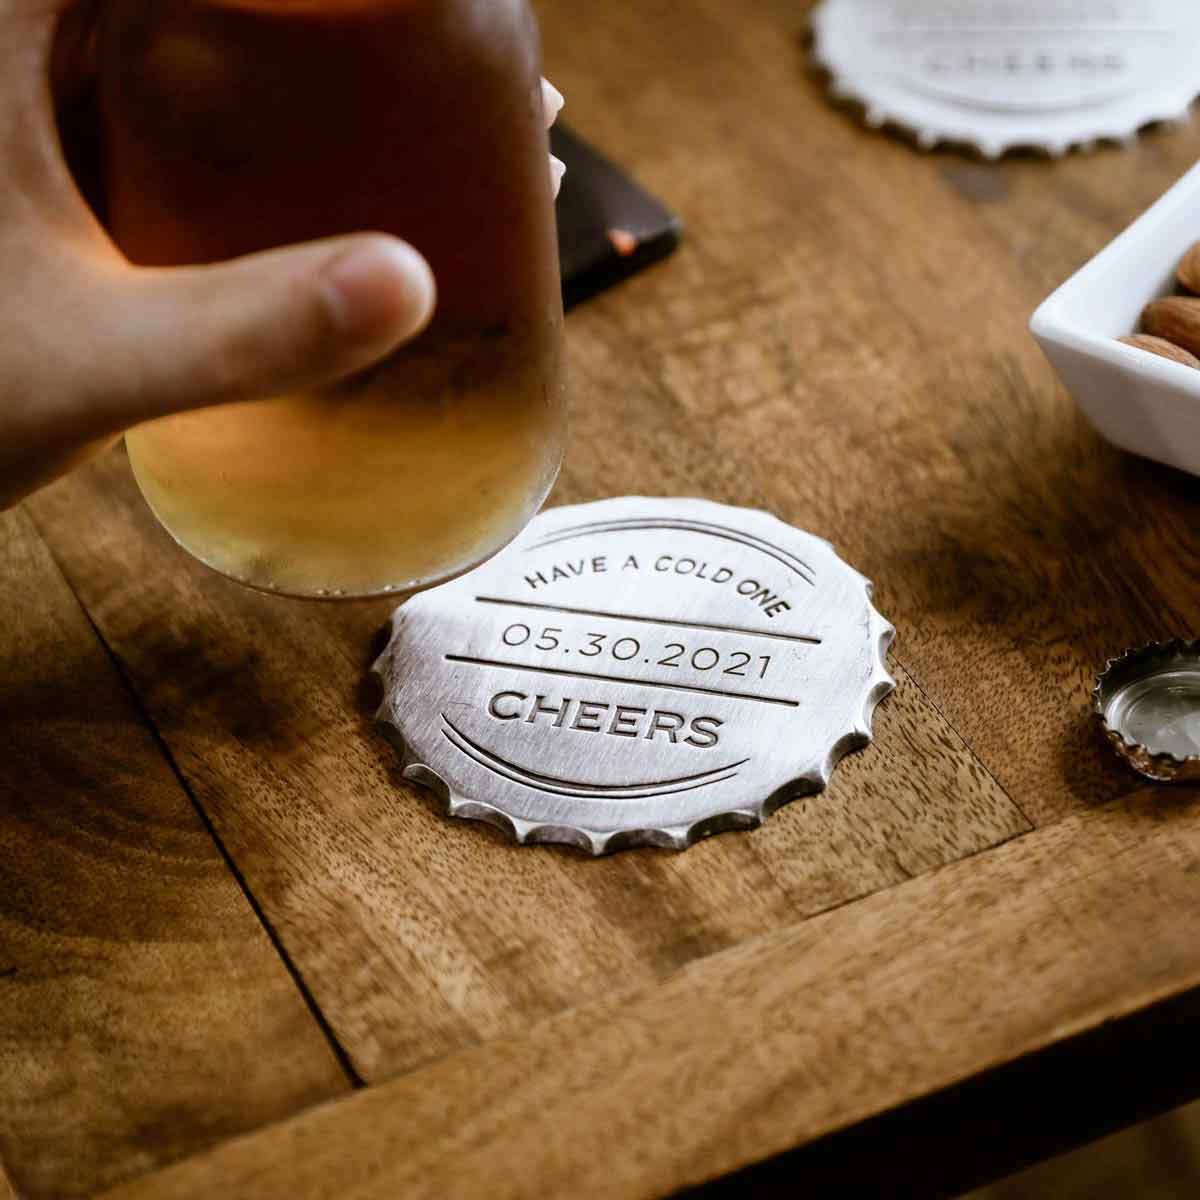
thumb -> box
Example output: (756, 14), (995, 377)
(88, 233), (436, 430)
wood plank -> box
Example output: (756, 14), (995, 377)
(27, 449), (1024, 1082)
(938, 122), (1200, 299)
(936, 121), (1200, 707)
(684, 986), (1200, 1197)
(23, 0), (1027, 1084)
(10, 0), (1196, 1186)
(931, 124), (1200, 821)
(533, 0), (1200, 822)
(0, 509), (348, 1199)
(751, 663), (1028, 908)
(98, 786), (1200, 1200)
(0, 1162), (18, 1200)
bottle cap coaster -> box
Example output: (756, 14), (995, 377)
(374, 497), (895, 854)
(1094, 640), (1200, 783)
(811, 0), (1200, 158)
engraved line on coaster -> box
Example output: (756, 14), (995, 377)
(443, 655), (802, 708)
(442, 727), (743, 802)
(474, 597), (823, 646)
(526, 518), (816, 585)
(440, 715), (748, 801)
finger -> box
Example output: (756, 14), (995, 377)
(541, 80), (566, 198)
(83, 233), (436, 430)
(541, 78), (564, 129)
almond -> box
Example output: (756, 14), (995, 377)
(1141, 296), (1200, 357)
(1179, 240), (1200, 295)
(1118, 334), (1200, 369)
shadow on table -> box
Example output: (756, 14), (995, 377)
(681, 985), (1200, 1200)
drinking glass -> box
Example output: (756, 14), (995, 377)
(97, 0), (566, 597)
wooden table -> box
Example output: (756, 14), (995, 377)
(6, 2), (1200, 1196)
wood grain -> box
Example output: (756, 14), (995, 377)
(688, 985), (1200, 1198)
(98, 787), (1200, 1200)
(751, 662), (1027, 909)
(20, 0), (1031, 1094)
(0, 1162), (18, 1200)
(12, 0), (1200, 1189)
(27, 450), (1024, 1083)
(534, 0), (1200, 823)
(0, 508), (348, 1199)
(938, 124), (1200, 297)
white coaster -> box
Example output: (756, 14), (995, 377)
(374, 498), (894, 855)
(812, 0), (1200, 157)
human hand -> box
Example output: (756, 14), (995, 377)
(3, 0), (564, 509)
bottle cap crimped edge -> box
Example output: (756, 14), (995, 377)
(1093, 639), (1200, 783)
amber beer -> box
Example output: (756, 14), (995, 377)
(97, 0), (565, 596)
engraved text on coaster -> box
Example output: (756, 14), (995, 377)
(374, 497), (895, 855)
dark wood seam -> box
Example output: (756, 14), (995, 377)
(894, 653), (1035, 830)
(21, 504), (365, 1092)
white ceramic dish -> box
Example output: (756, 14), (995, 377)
(1031, 159), (1200, 478)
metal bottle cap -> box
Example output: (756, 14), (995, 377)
(374, 497), (895, 854)
(811, 0), (1200, 158)
(1094, 640), (1200, 783)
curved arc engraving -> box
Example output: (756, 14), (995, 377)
(896, 73), (1135, 115)
(441, 714), (747, 801)
(526, 517), (816, 586)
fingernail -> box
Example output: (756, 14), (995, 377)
(322, 238), (436, 346)
(542, 78), (565, 128)
(549, 155), (566, 199)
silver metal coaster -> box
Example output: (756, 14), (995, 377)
(374, 498), (895, 854)
(812, 0), (1200, 158)
(1094, 640), (1200, 783)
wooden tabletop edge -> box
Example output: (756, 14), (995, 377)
(96, 787), (1200, 1200)
(0, 1158), (19, 1200)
